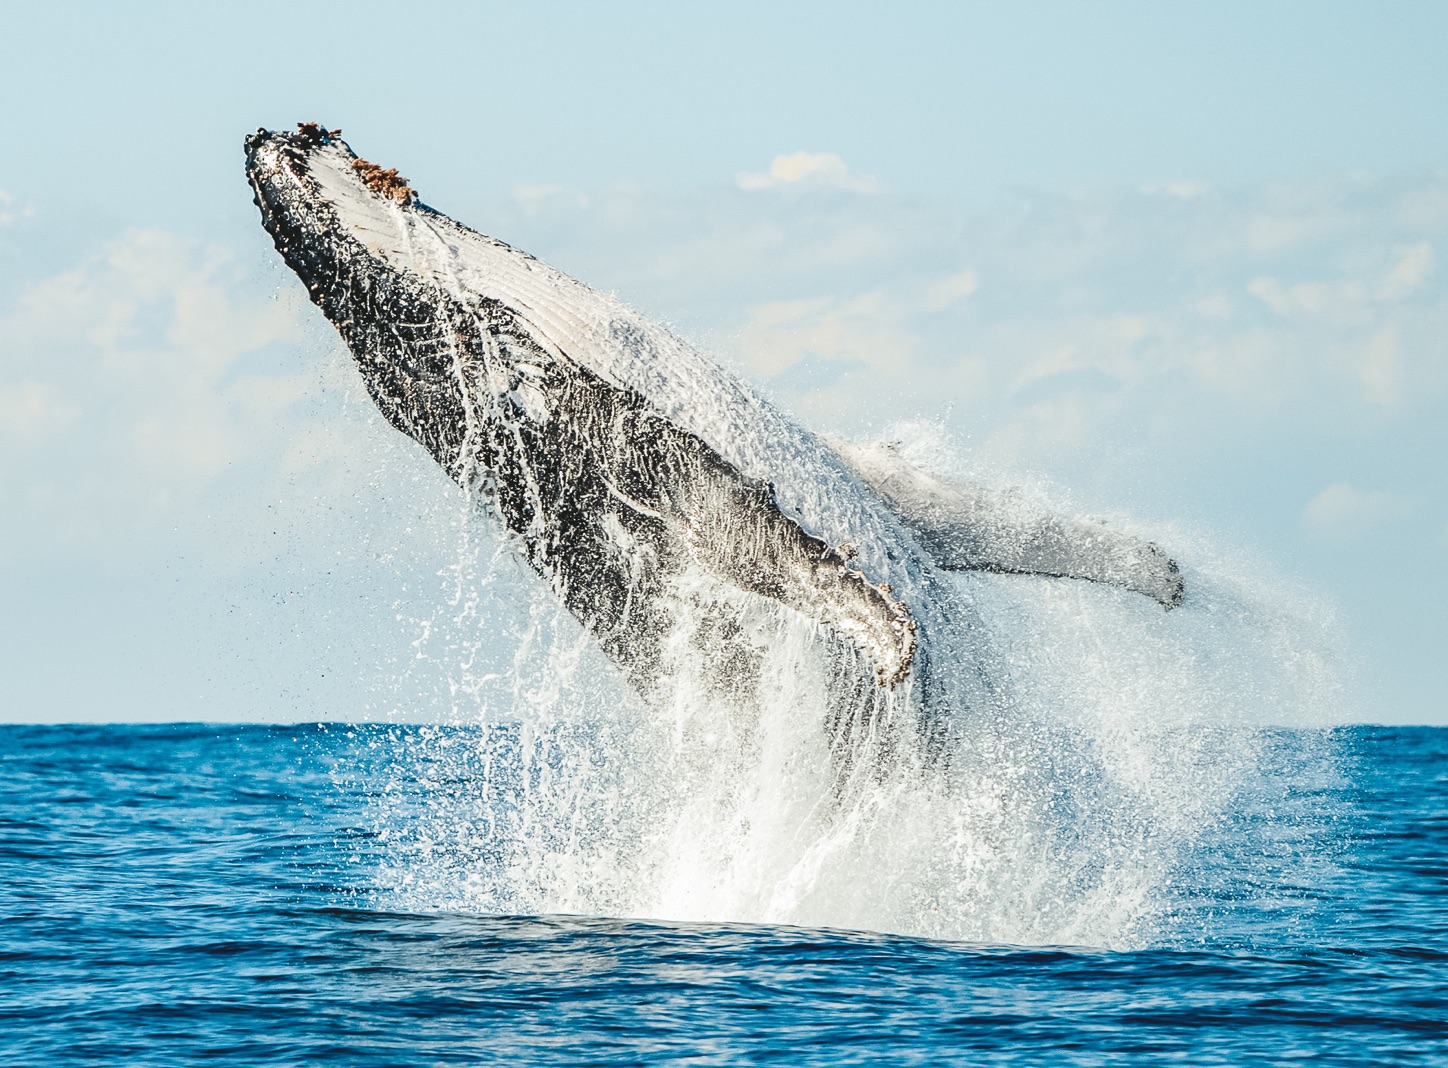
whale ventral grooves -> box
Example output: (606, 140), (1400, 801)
(244, 121), (928, 731)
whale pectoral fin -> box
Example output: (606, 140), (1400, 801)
(675, 464), (918, 688)
(832, 440), (1184, 609)
(923, 502), (1185, 609)
(745, 518), (919, 688)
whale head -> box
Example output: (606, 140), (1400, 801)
(245, 123), (420, 301)
(244, 123), (643, 490)
(245, 123), (479, 473)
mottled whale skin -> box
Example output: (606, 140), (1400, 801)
(245, 124), (1181, 752)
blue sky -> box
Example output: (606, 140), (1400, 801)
(2, 2), (1446, 723)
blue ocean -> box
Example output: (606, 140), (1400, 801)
(3, 721), (1442, 1065)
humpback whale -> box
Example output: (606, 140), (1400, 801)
(245, 123), (1182, 756)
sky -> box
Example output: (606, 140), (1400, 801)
(2, 1), (1446, 724)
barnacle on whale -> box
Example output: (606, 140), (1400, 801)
(351, 158), (414, 203)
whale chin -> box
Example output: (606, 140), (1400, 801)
(246, 123), (1183, 756)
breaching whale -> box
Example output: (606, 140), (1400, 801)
(245, 123), (1182, 756)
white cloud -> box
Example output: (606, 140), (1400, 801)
(1247, 275), (1369, 320)
(0, 381), (79, 441)
(1248, 242), (1434, 323)
(0, 228), (327, 549)
(511, 184), (589, 217)
(737, 152), (877, 193)
(1304, 482), (1416, 540)
(727, 269), (979, 379)
(1006, 315), (1148, 398)
(1187, 330), (1298, 409)
(1245, 214), (1336, 256)
(544, 169), (1442, 459)
(1378, 242), (1434, 300)
(923, 270), (978, 311)
(1195, 293), (1233, 318)
(1142, 180), (1210, 199)
(0, 186), (30, 226)
(1234, 238), (1442, 408)
(734, 291), (913, 376)
(1360, 327), (1403, 405)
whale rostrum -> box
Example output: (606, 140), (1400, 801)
(246, 123), (1182, 747)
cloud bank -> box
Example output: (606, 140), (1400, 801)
(3, 166), (1445, 721)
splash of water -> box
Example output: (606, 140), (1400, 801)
(328, 424), (1343, 951)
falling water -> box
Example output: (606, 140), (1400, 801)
(329, 424), (1343, 952)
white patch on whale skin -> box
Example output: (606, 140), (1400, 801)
(282, 139), (921, 600)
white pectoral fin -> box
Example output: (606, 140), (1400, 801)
(924, 501), (1186, 609)
(832, 440), (1185, 609)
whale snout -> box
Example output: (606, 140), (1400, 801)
(245, 123), (425, 280)
(246, 124), (414, 210)
(246, 122), (340, 154)
(243, 128), (309, 219)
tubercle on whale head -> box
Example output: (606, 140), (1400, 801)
(296, 121), (340, 142)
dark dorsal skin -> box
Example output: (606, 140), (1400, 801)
(246, 127), (917, 704)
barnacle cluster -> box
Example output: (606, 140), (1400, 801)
(352, 158), (414, 203)
(291, 123), (414, 203)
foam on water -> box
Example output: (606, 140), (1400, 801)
(332, 425), (1343, 951)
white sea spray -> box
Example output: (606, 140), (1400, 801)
(336, 427), (1344, 950)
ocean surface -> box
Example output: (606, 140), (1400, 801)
(2, 722), (1443, 1065)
